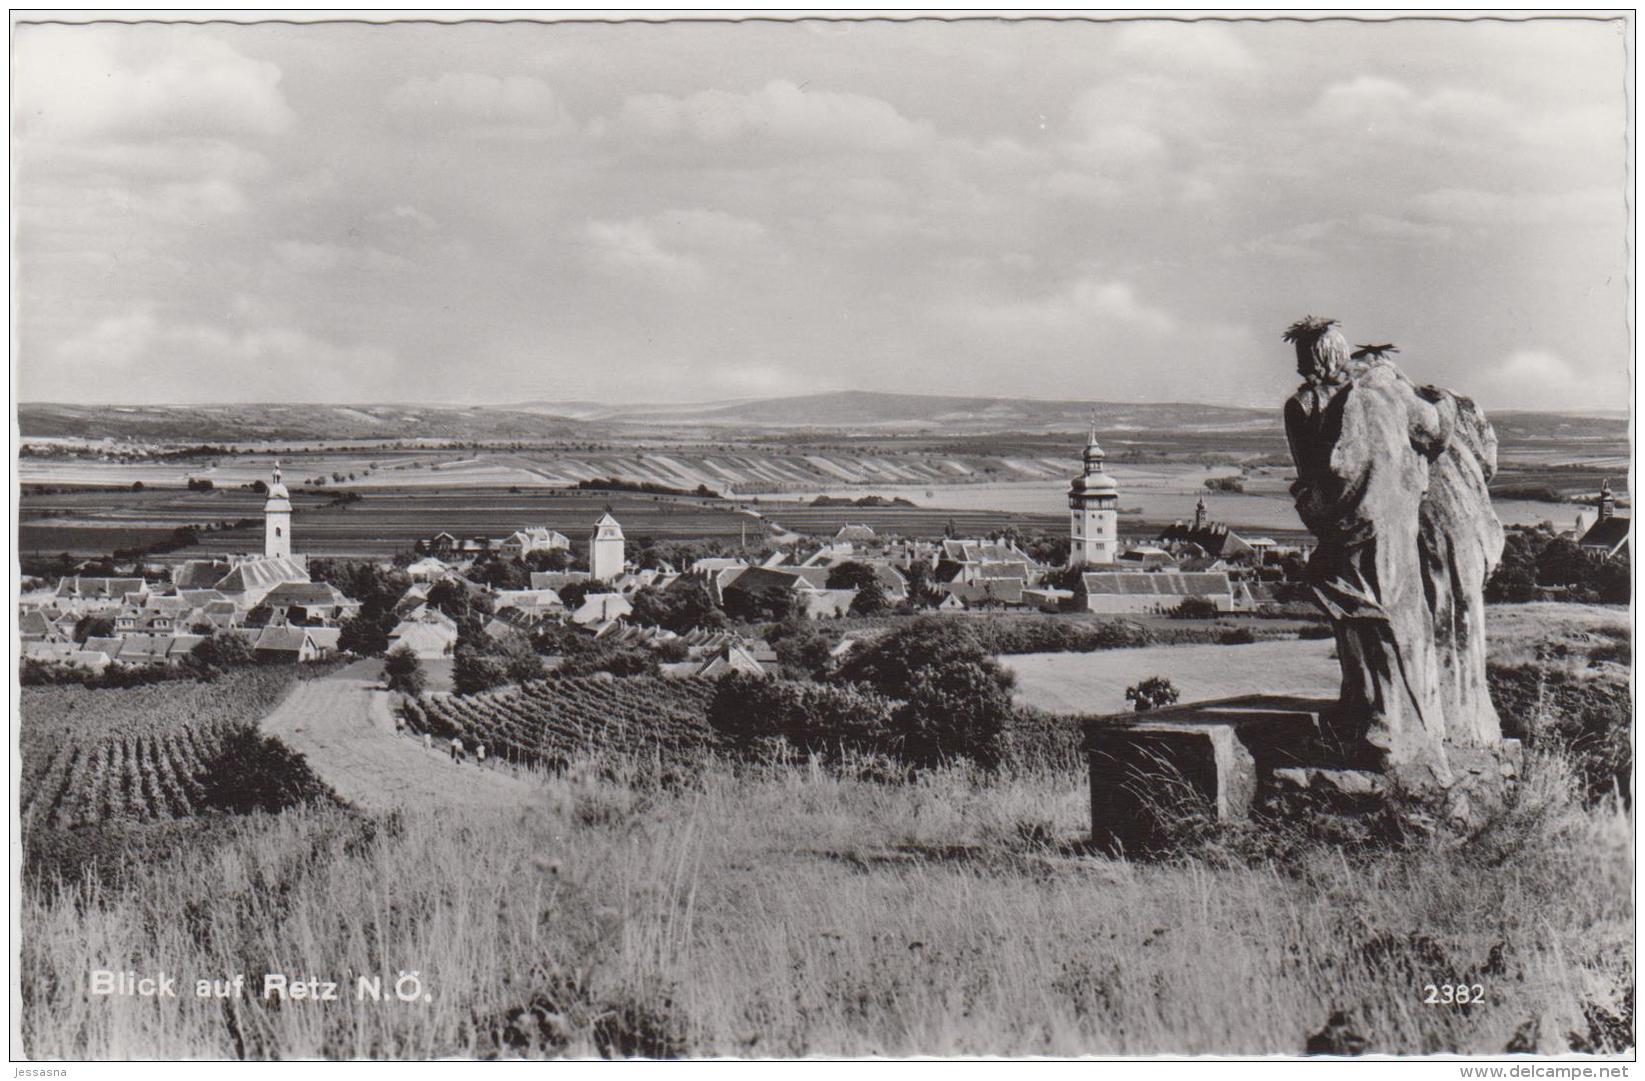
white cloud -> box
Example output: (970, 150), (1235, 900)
(384, 72), (575, 137)
(1114, 23), (1258, 75)
(37, 307), (399, 402)
(273, 240), (409, 275)
(956, 278), (1175, 338)
(608, 80), (935, 152)
(585, 219), (704, 289)
(1410, 187), (1620, 228)
(14, 29), (292, 142)
(584, 208), (774, 288)
(1471, 350), (1594, 411)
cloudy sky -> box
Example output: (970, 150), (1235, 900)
(12, 15), (1632, 411)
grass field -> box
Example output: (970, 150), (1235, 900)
(1004, 638), (1342, 714)
(17, 605), (1633, 1058)
(19, 752), (1633, 1058)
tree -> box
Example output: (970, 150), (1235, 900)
(849, 579), (888, 616)
(1535, 536), (1593, 588)
(825, 561), (881, 591)
(472, 557), (532, 590)
(384, 646), (426, 695)
(724, 583), (802, 624)
(1126, 676), (1180, 712)
(902, 560), (940, 607)
(452, 646), (509, 695)
(338, 611), (392, 657)
(558, 580), (595, 612)
(191, 632), (255, 671)
(1595, 552), (1630, 605)
(832, 616), (1014, 768)
(774, 626), (833, 680)
(131, 480), (145, 492)
(73, 614), (114, 643)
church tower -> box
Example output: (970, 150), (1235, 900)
(1068, 425), (1119, 567)
(590, 512), (625, 581)
(1597, 478), (1616, 522)
(264, 461), (292, 559)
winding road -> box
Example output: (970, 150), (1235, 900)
(259, 660), (541, 814)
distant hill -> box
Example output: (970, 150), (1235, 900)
(18, 392), (1630, 444)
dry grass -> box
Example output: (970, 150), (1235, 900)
(20, 752), (1632, 1059)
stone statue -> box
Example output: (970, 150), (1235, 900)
(1282, 317), (1505, 790)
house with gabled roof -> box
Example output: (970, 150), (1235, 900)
(253, 625), (337, 663)
(261, 581), (362, 625)
(496, 528), (572, 560)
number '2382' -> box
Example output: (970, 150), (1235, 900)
(1423, 983), (1485, 1005)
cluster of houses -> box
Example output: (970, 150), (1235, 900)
(18, 561), (357, 671)
(43, 431), (1611, 682)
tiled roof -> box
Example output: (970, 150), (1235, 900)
(1579, 516), (1631, 552)
(263, 581), (354, 606)
(54, 576), (146, 599)
(215, 557), (311, 594)
(1080, 572), (1233, 597)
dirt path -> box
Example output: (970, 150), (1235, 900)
(260, 660), (541, 814)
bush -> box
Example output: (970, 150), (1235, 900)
(1172, 596), (1220, 619)
(833, 617), (1015, 768)
(453, 647), (509, 695)
(384, 646), (426, 695)
(1489, 663), (1630, 804)
(1126, 676), (1180, 712)
(556, 640), (660, 678)
(707, 672), (895, 760)
(966, 617), (1155, 655)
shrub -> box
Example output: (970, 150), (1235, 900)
(1125, 676), (1180, 712)
(384, 646), (426, 695)
(832, 617), (1015, 768)
(453, 647), (509, 695)
(556, 640), (660, 678)
(707, 672), (895, 760)
(1489, 663), (1630, 804)
(1172, 596), (1220, 620)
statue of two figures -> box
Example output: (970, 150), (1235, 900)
(1283, 317), (1515, 799)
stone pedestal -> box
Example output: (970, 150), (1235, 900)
(1082, 694), (1522, 851)
(1083, 695), (1335, 852)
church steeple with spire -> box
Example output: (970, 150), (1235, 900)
(1068, 418), (1119, 567)
(264, 460), (292, 559)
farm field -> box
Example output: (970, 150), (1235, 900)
(403, 677), (720, 767)
(1004, 638), (1341, 715)
(18, 485), (1064, 559)
(19, 669), (315, 830)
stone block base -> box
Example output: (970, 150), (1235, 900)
(1083, 695), (1525, 852)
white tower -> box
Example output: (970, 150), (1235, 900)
(1068, 426), (1119, 567)
(590, 512), (625, 581)
(264, 461), (292, 560)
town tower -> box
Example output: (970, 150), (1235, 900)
(590, 512), (625, 581)
(1068, 425), (1119, 567)
(264, 461), (292, 559)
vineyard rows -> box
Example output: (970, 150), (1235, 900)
(20, 670), (298, 830)
(400, 676), (720, 767)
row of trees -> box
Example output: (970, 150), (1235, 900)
(1486, 528), (1629, 604)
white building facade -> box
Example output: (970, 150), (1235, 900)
(264, 462), (292, 560)
(590, 512), (625, 581)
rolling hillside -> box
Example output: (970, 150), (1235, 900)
(21, 392), (1628, 444)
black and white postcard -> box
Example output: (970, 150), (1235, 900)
(10, 10), (1635, 1065)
